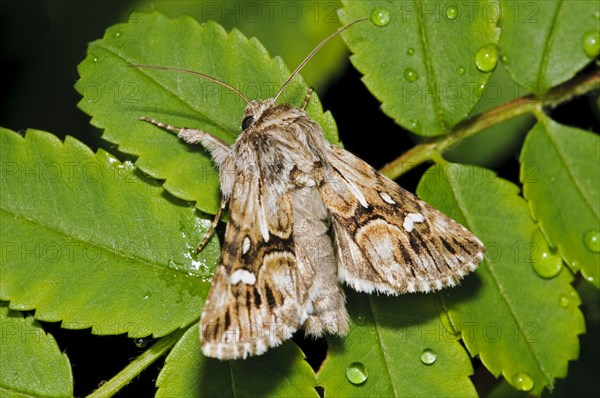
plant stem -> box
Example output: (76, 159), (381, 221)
(380, 69), (600, 179)
(87, 327), (188, 398)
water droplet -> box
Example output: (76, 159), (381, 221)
(114, 31), (122, 38)
(407, 47), (415, 56)
(404, 68), (419, 82)
(446, 5), (458, 20)
(559, 294), (570, 308)
(512, 372), (534, 391)
(134, 337), (149, 348)
(500, 55), (509, 64)
(457, 66), (466, 75)
(585, 275), (595, 284)
(582, 31), (600, 58)
(355, 314), (367, 326)
(475, 44), (498, 72)
(583, 230), (600, 252)
(475, 83), (485, 96)
(93, 57), (98, 62)
(531, 229), (562, 278)
(420, 349), (437, 365)
(370, 7), (391, 27)
(533, 251), (562, 278)
(408, 119), (419, 129)
(346, 362), (368, 385)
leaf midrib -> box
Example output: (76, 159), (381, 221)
(446, 176), (551, 385)
(367, 296), (397, 396)
(537, 0), (563, 92)
(542, 122), (599, 221)
(416, 0), (444, 132)
(99, 43), (239, 142)
(0, 207), (196, 280)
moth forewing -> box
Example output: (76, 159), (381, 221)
(138, 20), (484, 360)
(320, 145), (485, 295)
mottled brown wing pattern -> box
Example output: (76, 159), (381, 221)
(320, 145), (485, 295)
(200, 171), (312, 360)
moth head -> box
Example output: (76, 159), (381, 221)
(241, 99), (276, 131)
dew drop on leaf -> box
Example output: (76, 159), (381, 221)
(404, 68), (419, 82)
(355, 314), (367, 326)
(512, 372), (534, 391)
(446, 5), (458, 20)
(114, 31), (122, 38)
(500, 55), (509, 64)
(531, 229), (562, 278)
(407, 47), (415, 56)
(582, 31), (600, 58)
(475, 83), (485, 97)
(134, 337), (149, 348)
(559, 294), (570, 308)
(408, 119), (419, 129)
(583, 230), (600, 253)
(475, 44), (498, 72)
(457, 66), (466, 75)
(533, 251), (562, 279)
(568, 259), (580, 273)
(370, 7), (391, 27)
(420, 349), (437, 365)
(346, 362), (368, 385)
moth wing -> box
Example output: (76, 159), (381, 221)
(320, 145), (485, 295)
(200, 172), (311, 360)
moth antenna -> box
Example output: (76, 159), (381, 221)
(273, 18), (367, 103)
(128, 64), (250, 104)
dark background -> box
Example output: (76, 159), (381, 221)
(1, 1), (598, 397)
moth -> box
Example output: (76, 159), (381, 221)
(135, 21), (485, 360)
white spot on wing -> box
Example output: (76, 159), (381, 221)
(242, 237), (251, 255)
(379, 191), (396, 205)
(230, 269), (256, 285)
(403, 213), (425, 232)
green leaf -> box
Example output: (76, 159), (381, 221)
(418, 164), (585, 395)
(0, 128), (219, 337)
(339, 0), (500, 136)
(318, 292), (476, 397)
(520, 118), (600, 287)
(156, 324), (319, 397)
(499, 0), (600, 95)
(0, 303), (73, 398)
(128, 1), (347, 89)
(75, 11), (338, 214)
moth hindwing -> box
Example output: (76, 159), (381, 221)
(137, 22), (485, 360)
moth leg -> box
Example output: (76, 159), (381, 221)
(139, 116), (231, 166)
(194, 196), (227, 254)
(300, 87), (314, 110)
